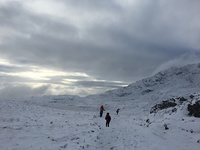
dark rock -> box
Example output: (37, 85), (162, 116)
(146, 119), (150, 123)
(190, 129), (194, 133)
(142, 89), (153, 95)
(150, 99), (177, 113)
(164, 124), (169, 130)
(190, 95), (194, 99)
(187, 101), (200, 117)
(177, 97), (187, 103)
(172, 108), (177, 112)
(117, 92), (131, 97)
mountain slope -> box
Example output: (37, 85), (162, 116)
(100, 63), (200, 102)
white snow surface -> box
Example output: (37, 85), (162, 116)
(1, 63), (200, 150)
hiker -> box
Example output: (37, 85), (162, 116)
(116, 108), (120, 115)
(100, 105), (105, 117)
(105, 112), (111, 127)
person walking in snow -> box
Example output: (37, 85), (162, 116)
(105, 112), (111, 127)
(100, 105), (105, 117)
(116, 108), (120, 115)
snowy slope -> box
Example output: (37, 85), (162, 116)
(0, 63), (200, 150)
(99, 63), (200, 109)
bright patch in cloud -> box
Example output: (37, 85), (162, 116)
(23, 0), (66, 17)
(4, 67), (89, 81)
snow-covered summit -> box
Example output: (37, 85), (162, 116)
(101, 63), (200, 101)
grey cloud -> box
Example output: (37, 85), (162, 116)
(59, 0), (122, 13)
(0, 65), (25, 73)
(74, 80), (126, 89)
(0, 0), (200, 98)
(152, 52), (200, 75)
(0, 2), (22, 26)
(0, 84), (51, 100)
(0, 1), (78, 42)
(0, 74), (43, 84)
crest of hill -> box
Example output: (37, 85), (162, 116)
(102, 63), (200, 100)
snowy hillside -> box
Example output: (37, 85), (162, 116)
(1, 63), (200, 150)
(101, 63), (200, 107)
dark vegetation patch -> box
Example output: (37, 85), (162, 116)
(150, 98), (177, 113)
(150, 94), (200, 118)
(187, 101), (200, 118)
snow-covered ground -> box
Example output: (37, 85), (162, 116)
(1, 64), (200, 150)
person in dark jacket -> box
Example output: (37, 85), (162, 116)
(116, 108), (120, 115)
(100, 105), (105, 117)
(105, 113), (111, 127)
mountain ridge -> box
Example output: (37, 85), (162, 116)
(100, 63), (200, 100)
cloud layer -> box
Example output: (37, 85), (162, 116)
(0, 0), (200, 99)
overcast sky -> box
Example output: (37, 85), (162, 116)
(0, 0), (200, 99)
